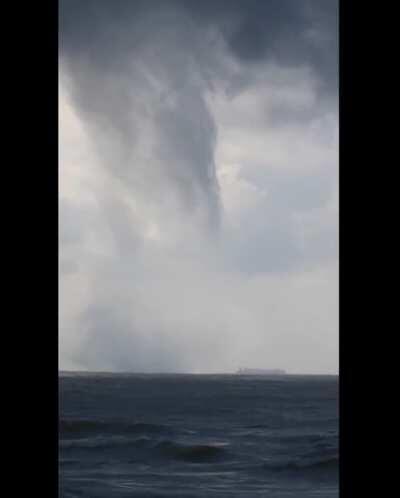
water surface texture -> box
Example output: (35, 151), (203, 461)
(59, 373), (338, 497)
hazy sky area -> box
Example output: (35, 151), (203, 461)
(59, 0), (338, 374)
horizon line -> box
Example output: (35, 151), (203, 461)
(58, 369), (338, 376)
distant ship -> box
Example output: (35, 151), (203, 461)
(236, 368), (286, 376)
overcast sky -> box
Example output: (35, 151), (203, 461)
(59, 0), (338, 374)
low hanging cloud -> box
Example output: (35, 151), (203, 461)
(59, 0), (338, 374)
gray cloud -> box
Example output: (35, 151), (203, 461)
(60, 1), (337, 88)
(59, 0), (338, 374)
(60, 1), (225, 231)
(59, 0), (337, 220)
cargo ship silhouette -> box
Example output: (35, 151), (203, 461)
(236, 368), (286, 376)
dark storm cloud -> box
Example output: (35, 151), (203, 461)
(60, 0), (337, 91)
(59, 0), (337, 228)
(183, 0), (337, 92)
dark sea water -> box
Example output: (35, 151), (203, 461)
(59, 373), (338, 497)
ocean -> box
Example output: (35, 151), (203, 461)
(59, 373), (338, 497)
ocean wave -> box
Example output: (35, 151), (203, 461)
(60, 419), (172, 438)
(263, 454), (338, 473)
(60, 435), (231, 464)
(235, 428), (338, 449)
(272, 433), (338, 444)
(154, 440), (230, 463)
(60, 435), (153, 450)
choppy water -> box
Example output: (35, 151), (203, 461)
(59, 373), (338, 497)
